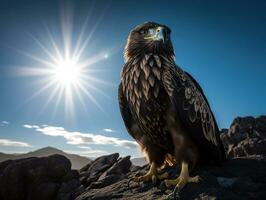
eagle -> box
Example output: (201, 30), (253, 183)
(118, 22), (226, 196)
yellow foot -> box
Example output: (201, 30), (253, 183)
(164, 162), (201, 199)
(134, 163), (170, 184)
(165, 174), (201, 188)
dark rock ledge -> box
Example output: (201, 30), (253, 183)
(0, 116), (266, 200)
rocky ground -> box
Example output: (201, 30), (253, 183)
(0, 116), (266, 200)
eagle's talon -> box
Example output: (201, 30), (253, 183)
(152, 175), (157, 184)
(158, 171), (170, 180)
(165, 162), (202, 198)
(173, 186), (181, 200)
(164, 177), (180, 187)
(167, 189), (180, 200)
(159, 181), (167, 193)
(127, 178), (136, 193)
(188, 175), (201, 183)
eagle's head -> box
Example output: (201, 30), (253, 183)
(124, 22), (174, 62)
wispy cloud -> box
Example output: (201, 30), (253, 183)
(78, 146), (93, 150)
(23, 124), (40, 129)
(103, 128), (115, 133)
(24, 125), (138, 149)
(66, 149), (108, 157)
(0, 138), (31, 147)
(0, 121), (9, 126)
(80, 150), (108, 157)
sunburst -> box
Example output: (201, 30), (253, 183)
(14, 4), (113, 119)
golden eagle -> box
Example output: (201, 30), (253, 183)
(118, 22), (225, 195)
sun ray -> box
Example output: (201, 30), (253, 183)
(73, 84), (88, 112)
(73, 12), (91, 61)
(25, 79), (57, 103)
(14, 3), (113, 119)
(51, 86), (65, 119)
(17, 49), (56, 69)
(73, 7), (107, 61)
(28, 33), (59, 63)
(82, 74), (115, 87)
(76, 81), (104, 112)
(38, 83), (62, 115)
(80, 79), (112, 100)
(45, 26), (64, 61)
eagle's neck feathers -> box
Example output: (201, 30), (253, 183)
(121, 54), (175, 115)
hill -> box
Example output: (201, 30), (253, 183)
(0, 146), (91, 169)
(131, 157), (147, 166)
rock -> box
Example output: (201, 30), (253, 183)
(79, 153), (119, 188)
(75, 156), (266, 200)
(255, 116), (266, 139)
(220, 116), (266, 158)
(0, 155), (80, 200)
(217, 177), (237, 188)
(103, 156), (131, 175)
(90, 156), (132, 188)
(1, 115), (266, 200)
(75, 116), (266, 200)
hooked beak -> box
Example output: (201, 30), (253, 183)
(144, 26), (168, 43)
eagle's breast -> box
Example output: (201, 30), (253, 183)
(121, 54), (173, 145)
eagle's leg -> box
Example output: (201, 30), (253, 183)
(164, 161), (201, 190)
(134, 162), (169, 183)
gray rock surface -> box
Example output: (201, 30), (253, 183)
(1, 116), (266, 200)
(79, 153), (119, 188)
(221, 115), (266, 158)
(0, 155), (81, 200)
(75, 155), (266, 200)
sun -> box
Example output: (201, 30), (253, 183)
(14, 5), (113, 118)
(53, 59), (81, 86)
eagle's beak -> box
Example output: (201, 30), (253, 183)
(144, 26), (168, 43)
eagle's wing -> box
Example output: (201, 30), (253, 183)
(118, 83), (141, 141)
(162, 65), (225, 163)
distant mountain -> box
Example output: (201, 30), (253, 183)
(0, 152), (17, 162)
(131, 157), (147, 166)
(0, 146), (91, 169)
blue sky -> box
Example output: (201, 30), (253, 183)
(0, 0), (265, 158)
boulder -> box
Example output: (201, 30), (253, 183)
(90, 156), (132, 188)
(255, 116), (266, 139)
(0, 155), (80, 200)
(220, 116), (266, 158)
(79, 153), (119, 188)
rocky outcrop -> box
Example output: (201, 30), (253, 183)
(75, 116), (266, 200)
(220, 115), (266, 158)
(1, 116), (266, 200)
(79, 153), (132, 190)
(0, 155), (82, 200)
(75, 155), (266, 200)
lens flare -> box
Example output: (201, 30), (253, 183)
(14, 4), (113, 119)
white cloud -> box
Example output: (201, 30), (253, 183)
(66, 149), (108, 157)
(24, 125), (138, 149)
(78, 146), (92, 150)
(23, 124), (40, 129)
(103, 128), (115, 133)
(81, 150), (108, 157)
(0, 121), (9, 126)
(0, 138), (31, 147)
